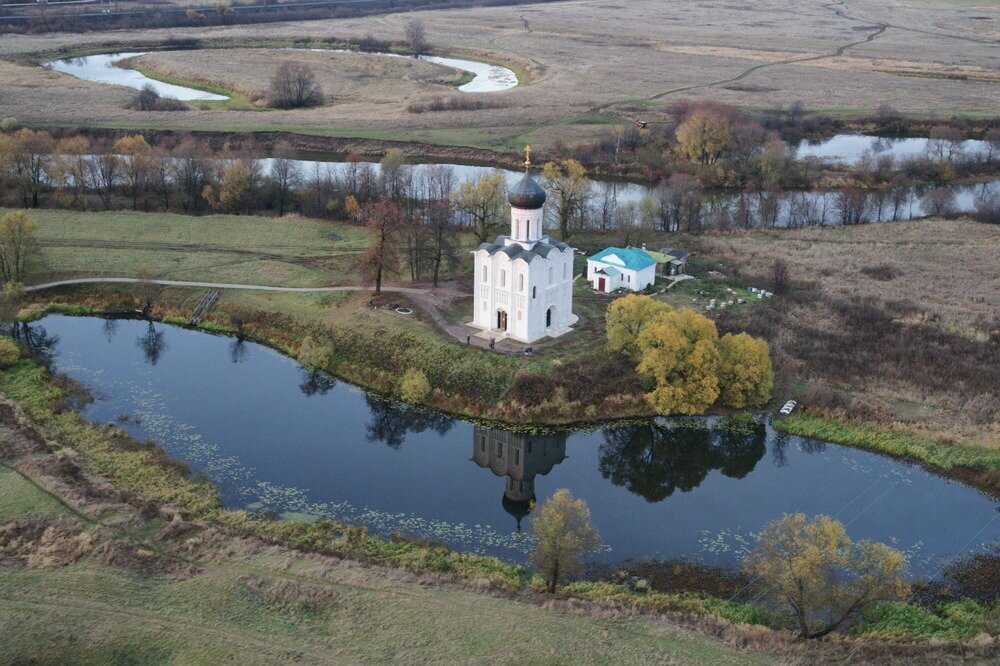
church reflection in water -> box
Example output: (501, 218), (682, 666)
(471, 426), (568, 531)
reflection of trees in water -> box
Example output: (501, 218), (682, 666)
(101, 317), (119, 343)
(598, 419), (766, 502)
(135, 321), (167, 365)
(299, 369), (336, 396)
(364, 396), (454, 449)
(11, 322), (59, 368)
(229, 337), (248, 364)
(771, 431), (826, 468)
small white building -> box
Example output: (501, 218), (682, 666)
(470, 163), (576, 343)
(586, 247), (657, 293)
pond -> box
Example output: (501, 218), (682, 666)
(42, 49), (518, 99)
(25, 315), (1000, 576)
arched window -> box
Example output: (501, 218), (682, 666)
(548, 267), (554, 283)
(518, 274), (524, 291)
(482, 265), (488, 283)
(500, 270), (506, 287)
(563, 263), (568, 279)
(532, 286), (537, 299)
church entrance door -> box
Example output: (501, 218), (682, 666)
(496, 310), (508, 332)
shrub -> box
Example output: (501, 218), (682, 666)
(399, 368), (431, 404)
(0, 337), (20, 368)
(126, 84), (187, 112)
(269, 61), (324, 109)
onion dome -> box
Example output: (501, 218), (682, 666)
(502, 492), (535, 532)
(508, 171), (546, 210)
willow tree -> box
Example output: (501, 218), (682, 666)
(636, 307), (721, 415)
(605, 294), (671, 357)
(530, 489), (601, 593)
(745, 514), (908, 639)
(716, 332), (774, 409)
(456, 171), (507, 243)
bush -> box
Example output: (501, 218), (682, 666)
(269, 62), (324, 109)
(860, 263), (902, 281)
(858, 599), (997, 639)
(126, 84), (187, 112)
(399, 368), (431, 404)
(0, 338), (20, 368)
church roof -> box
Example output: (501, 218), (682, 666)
(588, 246), (657, 271)
(477, 236), (570, 263)
(508, 171), (547, 209)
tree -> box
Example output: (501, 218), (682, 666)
(132, 267), (162, 313)
(636, 308), (721, 415)
(675, 110), (733, 165)
(716, 333), (773, 408)
(358, 199), (402, 294)
(51, 135), (92, 210)
(269, 61), (324, 109)
(203, 158), (262, 214)
(0, 211), (38, 283)
(921, 186), (957, 217)
(270, 141), (301, 216)
(771, 258), (790, 295)
(456, 171), (507, 243)
(744, 514), (908, 639)
(88, 152), (120, 210)
(113, 134), (154, 210)
(605, 294), (671, 357)
(399, 368), (431, 403)
(424, 164), (457, 287)
(541, 159), (590, 240)
(404, 18), (429, 53)
(529, 489), (601, 593)
(656, 173), (703, 232)
(0, 128), (53, 208)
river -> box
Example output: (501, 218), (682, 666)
(25, 314), (1000, 576)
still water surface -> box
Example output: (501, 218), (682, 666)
(29, 315), (999, 575)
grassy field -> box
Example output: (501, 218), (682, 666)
(17, 208), (371, 287)
(1, 0), (998, 150)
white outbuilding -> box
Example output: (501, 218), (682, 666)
(586, 247), (657, 293)
(470, 157), (576, 343)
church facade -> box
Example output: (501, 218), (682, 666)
(470, 149), (576, 343)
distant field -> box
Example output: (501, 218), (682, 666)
(15, 208), (371, 287)
(1, 0), (998, 150)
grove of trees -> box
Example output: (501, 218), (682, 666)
(606, 294), (774, 414)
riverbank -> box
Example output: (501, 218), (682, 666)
(18, 281), (1000, 500)
(0, 352), (996, 660)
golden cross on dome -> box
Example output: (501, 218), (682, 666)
(523, 145), (532, 168)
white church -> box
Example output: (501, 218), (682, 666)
(470, 148), (576, 343)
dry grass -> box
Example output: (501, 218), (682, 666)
(0, 0), (997, 150)
(683, 219), (1000, 449)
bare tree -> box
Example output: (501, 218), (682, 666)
(656, 173), (703, 232)
(270, 141), (301, 216)
(404, 18), (429, 53)
(269, 62), (325, 109)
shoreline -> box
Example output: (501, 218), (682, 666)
(19, 293), (1000, 498)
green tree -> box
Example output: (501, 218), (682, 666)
(455, 171), (507, 243)
(716, 332), (774, 408)
(605, 294), (671, 357)
(636, 308), (721, 414)
(0, 337), (19, 368)
(529, 489), (602, 593)
(0, 211), (38, 283)
(541, 159), (590, 240)
(399, 368), (431, 404)
(744, 513), (909, 639)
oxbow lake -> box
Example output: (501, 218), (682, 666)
(43, 50), (518, 99)
(26, 315), (1000, 576)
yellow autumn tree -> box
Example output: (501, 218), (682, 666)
(399, 368), (431, 404)
(744, 514), (908, 639)
(606, 294), (672, 357)
(636, 307), (721, 414)
(675, 110), (733, 166)
(716, 332), (774, 408)
(541, 159), (590, 240)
